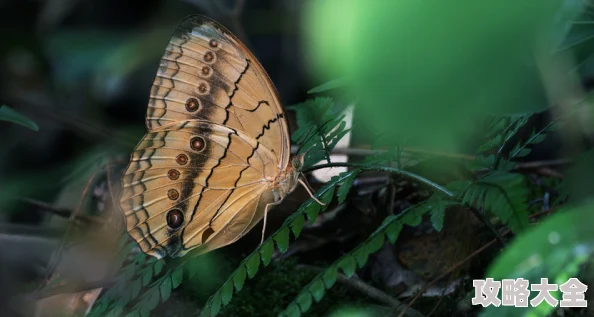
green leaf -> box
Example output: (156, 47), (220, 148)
(385, 222), (403, 244)
(305, 202), (322, 224)
(337, 255), (357, 277)
(403, 210), (423, 226)
(291, 214), (305, 238)
(171, 266), (184, 288)
(246, 253), (261, 278)
(232, 266), (247, 292)
(353, 248), (369, 268)
(146, 289), (161, 310)
(296, 292), (313, 312)
(210, 293), (222, 317)
(274, 227), (290, 253)
(367, 233), (385, 253)
(0, 105), (39, 131)
(336, 170), (358, 203)
(153, 260), (164, 275)
(105, 305), (123, 317)
(470, 171), (530, 233)
(259, 240), (275, 266)
(141, 268), (152, 286)
(429, 200), (446, 232)
(307, 77), (347, 94)
(481, 203), (594, 317)
(220, 280), (234, 305)
(322, 266), (338, 288)
(284, 303), (301, 317)
(320, 186), (335, 205)
(159, 277), (172, 302)
(130, 278), (141, 299)
(308, 280), (326, 302)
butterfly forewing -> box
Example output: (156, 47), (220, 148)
(148, 15), (289, 168)
(121, 15), (291, 259)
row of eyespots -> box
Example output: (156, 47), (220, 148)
(165, 136), (206, 229)
(183, 41), (217, 113)
(165, 37), (220, 231)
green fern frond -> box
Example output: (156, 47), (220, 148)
(460, 171), (529, 233)
(425, 193), (460, 232)
(508, 122), (559, 161)
(278, 203), (432, 317)
(288, 97), (350, 167)
(199, 170), (360, 317)
(307, 77), (348, 94)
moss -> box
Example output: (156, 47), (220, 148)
(179, 257), (371, 317)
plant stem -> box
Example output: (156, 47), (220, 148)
(303, 163), (455, 197)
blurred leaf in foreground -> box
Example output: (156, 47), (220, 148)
(565, 149), (594, 204)
(480, 203), (594, 317)
(0, 105), (39, 131)
(303, 0), (582, 152)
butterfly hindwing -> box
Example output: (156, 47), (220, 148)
(121, 120), (277, 258)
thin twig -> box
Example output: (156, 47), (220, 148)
(37, 172), (98, 292)
(397, 207), (561, 317)
(425, 273), (454, 317)
(23, 278), (117, 301)
(296, 264), (425, 317)
(303, 163), (455, 198)
(19, 198), (103, 225)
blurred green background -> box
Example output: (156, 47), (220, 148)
(3, 1), (594, 317)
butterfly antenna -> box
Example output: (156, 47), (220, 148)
(296, 118), (335, 155)
(298, 177), (326, 206)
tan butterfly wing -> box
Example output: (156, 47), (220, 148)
(120, 15), (291, 259)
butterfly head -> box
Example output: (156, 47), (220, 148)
(290, 154), (305, 172)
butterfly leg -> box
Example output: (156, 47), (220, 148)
(298, 178), (326, 206)
(261, 201), (282, 244)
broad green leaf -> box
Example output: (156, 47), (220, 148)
(0, 105), (39, 131)
(246, 253), (261, 278)
(481, 203), (594, 317)
(304, 0), (580, 152)
(259, 240), (275, 266)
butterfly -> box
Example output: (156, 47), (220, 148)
(119, 15), (322, 259)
